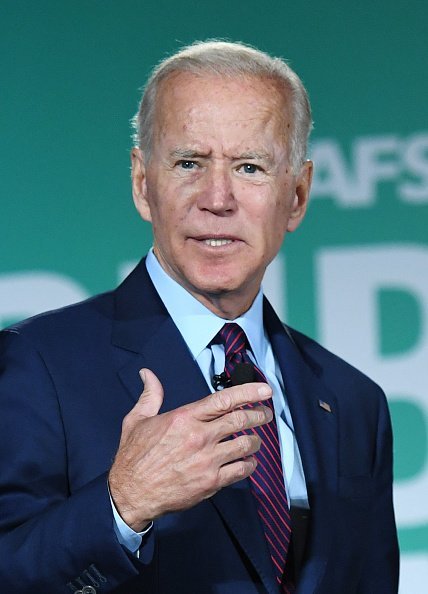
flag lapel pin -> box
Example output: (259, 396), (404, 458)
(318, 400), (332, 413)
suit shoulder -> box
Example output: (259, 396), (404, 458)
(2, 290), (115, 347)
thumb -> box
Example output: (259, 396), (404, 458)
(136, 368), (164, 418)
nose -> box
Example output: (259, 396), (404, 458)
(196, 165), (236, 215)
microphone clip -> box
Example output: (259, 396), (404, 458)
(212, 363), (256, 390)
(212, 372), (231, 391)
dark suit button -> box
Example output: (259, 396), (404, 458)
(82, 588), (96, 594)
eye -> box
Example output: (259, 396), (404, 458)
(239, 163), (261, 174)
(177, 160), (197, 170)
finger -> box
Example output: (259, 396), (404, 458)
(194, 382), (272, 422)
(132, 368), (164, 418)
(211, 404), (273, 441)
(215, 433), (262, 466)
(216, 456), (258, 489)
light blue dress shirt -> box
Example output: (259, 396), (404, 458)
(112, 250), (308, 553)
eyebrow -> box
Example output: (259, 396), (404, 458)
(234, 152), (276, 170)
(235, 151), (273, 162)
(169, 148), (211, 159)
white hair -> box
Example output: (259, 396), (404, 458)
(132, 40), (313, 173)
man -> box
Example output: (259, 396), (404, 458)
(0, 41), (399, 593)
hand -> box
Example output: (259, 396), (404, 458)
(108, 368), (273, 532)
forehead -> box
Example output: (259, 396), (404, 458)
(152, 71), (291, 149)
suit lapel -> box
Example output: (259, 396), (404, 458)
(264, 298), (338, 591)
(111, 260), (279, 594)
(111, 258), (209, 409)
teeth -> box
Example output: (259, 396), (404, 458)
(203, 239), (233, 247)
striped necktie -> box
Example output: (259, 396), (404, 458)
(214, 323), (294, 593)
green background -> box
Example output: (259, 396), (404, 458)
(1, 2), (427, 589)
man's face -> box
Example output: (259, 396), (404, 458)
(132, 72), (312, 316)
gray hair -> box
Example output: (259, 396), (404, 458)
(132, 40), (313, 173)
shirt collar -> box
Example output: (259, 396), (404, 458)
(145, 249), (266, 364)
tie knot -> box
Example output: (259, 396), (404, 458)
(212, 323), (267, 387)
(218, 323), (248, 357)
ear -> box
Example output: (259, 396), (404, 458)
(287, 160), (313, 232)
(131, 147), (152, 222)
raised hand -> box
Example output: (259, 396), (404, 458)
(108, 368), (273, 532)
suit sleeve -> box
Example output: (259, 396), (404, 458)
(0, 329), (153, 593)
(356, 387), (400, 593)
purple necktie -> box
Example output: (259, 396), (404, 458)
(215, 323), (294, 593)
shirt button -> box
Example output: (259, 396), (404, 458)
(82, 588), (96, 594)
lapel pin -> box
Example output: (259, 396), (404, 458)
(318, 400), (332, 413)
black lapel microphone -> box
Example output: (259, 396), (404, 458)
(212, 363), (255, 390)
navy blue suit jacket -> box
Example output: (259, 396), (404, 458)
(0, 259), (399, 593)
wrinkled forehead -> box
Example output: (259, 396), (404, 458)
(152, 71), (292, 147)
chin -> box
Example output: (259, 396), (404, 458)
(179, 257), (262, 297)
(190, 280), (237, 297)
(190, 272), (257, 299)
(190, 267), (238, 289)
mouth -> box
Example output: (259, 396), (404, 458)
(190, 234), (241, 248)
(202, 238), (233, 247)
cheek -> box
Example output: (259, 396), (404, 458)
(265, 206), (290, 249)
(150, 179), (194, 223)
(151, 203), (188, 250)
